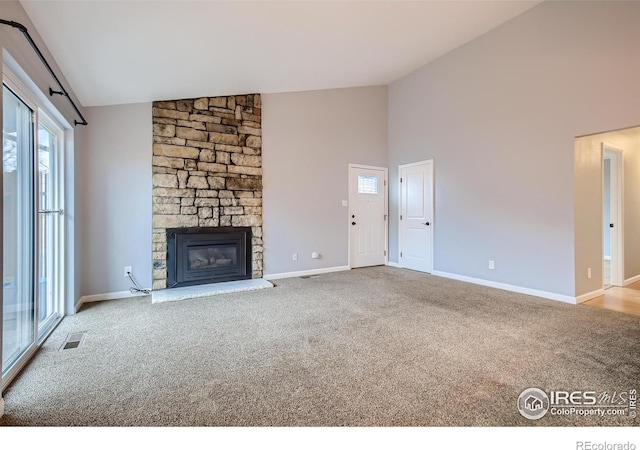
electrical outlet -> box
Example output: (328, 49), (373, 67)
(488, 260), (495, 270)
(292, 253), (298, 261)
(588, 268), (592, 279)
(124, 266), (132, 277)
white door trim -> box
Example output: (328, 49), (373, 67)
(348, 164), (389, 268)
(398, 159), (434, 272)
(602, 143), (624, 287)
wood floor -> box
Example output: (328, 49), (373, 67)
(582, 281), (640, 317)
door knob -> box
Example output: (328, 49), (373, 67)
(352, 222), (356, 225)
(422, 222), (430, 226)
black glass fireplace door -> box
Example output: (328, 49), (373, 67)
(166, 227), (251, 288)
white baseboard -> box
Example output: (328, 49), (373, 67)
(386, 261), (401, 268)
(264, 265), (350, 281)
(624, 273), (640, 286)
(76, 290), (147, 312)
(431, 270), (577, 304)
(0, 396), (4, 418)
(575, 288), (605, 304)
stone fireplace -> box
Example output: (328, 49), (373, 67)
(151, 94), (263, 290)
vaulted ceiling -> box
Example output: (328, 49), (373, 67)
(19, 1), (541, 107)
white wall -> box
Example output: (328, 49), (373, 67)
(388, 1), (640, 298)
(623, 132), (640, 281)
(262, 86), (388, 275)
(81, 103), (152, 296)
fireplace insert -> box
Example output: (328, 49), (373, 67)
(166, 227), (251, 288)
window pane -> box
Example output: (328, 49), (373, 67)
(358, 175), (378, 194)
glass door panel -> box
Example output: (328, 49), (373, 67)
(37, 120), (61, 336)
(2, 85), (35, 376)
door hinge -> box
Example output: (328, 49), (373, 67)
(400, 215), (403, 220)
(400, 252), (403, 257)
(384, 250), (387, 256)
(400, 178), (403, 183)
(384, 214), (387, 221)
(384, 180), (387, 186)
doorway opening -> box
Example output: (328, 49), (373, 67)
(602, 145), (623, 289)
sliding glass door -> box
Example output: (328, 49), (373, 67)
(2, 85), (35, 377)
(2, 81), (64, 386)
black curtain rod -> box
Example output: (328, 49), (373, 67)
(0, 18), (87, 126)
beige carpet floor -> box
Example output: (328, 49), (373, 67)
(0, 266), (638, 427)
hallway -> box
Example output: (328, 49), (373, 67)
(583, 281), (640, 317)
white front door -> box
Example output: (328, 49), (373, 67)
(349, 165), (387, 268)
(399, 160), (433, 272)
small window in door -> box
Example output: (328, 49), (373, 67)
(357, 175), (379, 194)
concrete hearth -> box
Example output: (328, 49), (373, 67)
(151, 278), (273, 304)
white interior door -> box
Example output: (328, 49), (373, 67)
(349, 165), (387, 268)
(400, 160), (433, 273)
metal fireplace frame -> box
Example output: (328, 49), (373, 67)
(166, 227), (252, 288)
